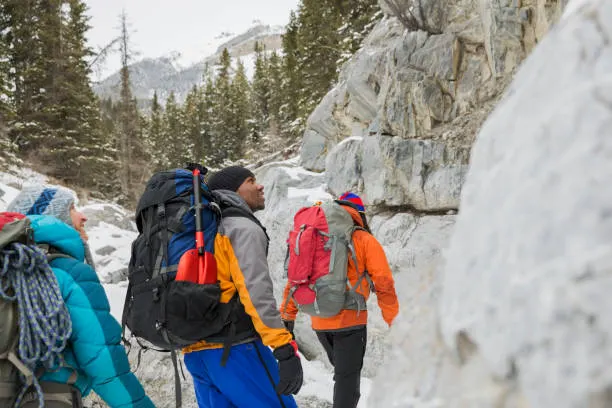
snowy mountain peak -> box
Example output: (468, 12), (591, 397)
(93, 23), (284, 105)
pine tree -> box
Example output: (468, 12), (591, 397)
(29, 0), (71, 167)
(99, 97), (117, 145)
(0, 118), (18, 170)
(6, 0), (86, 181)
(296, 0), (342, 118)
(200, 64), (215, 166)
(147, 91), (167, 171)
(267, 50), (283, 132)
(279, 11), (302, 139)
(0, 4), (13, 123)
(183, 85), (202, 164)
(209, 48), (232, 166)
(115, 11), (147, 203)
(228, 60), (252, 159)
(0, 6), (17, 170)
(1, 1), (114, 192)
(61, 0), (116, 193)
(8, 0), (52, 153)
(162, 91), (186, 168)
(277, 0), (379, 141)
(251, 41), (270, 141)
(335, 0), (380, 66)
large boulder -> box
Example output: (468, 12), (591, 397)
(325, 135), (468, 211)
(370, 1), (612, 406)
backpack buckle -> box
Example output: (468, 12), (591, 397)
(24, 226), (34, 245)
(157, 204), (166, 219)
(209, 201), (221, 217)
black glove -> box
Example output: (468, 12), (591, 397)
(273, 341), (303, 395)
(282, 320), (295, 339)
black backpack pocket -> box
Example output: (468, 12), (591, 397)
(126, 278), (232, 349)
(165, 281), (231, 341)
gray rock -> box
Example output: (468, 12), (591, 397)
(362, 135), (468, 210)
(325, 137), (364, 197)
(295, 395), (333, 408)
(325, 135), (468, 211)
(298, 130), (329, 172)
(370, 1), (612, 407)
(82, 202), (136, 232)
(103, 268), (128, 284)
(95, 245), (116, 256)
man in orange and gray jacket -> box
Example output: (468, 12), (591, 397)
(183, 166), (302, 408)
(280, 191), (399, 408)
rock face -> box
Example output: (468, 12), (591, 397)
(370, 1), (612, 407)
(299, 0), (568, 180)
(325, 136), (468, 211)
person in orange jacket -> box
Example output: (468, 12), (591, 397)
(280, 191), (399, 408)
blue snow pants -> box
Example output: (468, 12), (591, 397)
(183, 340), (298, 408)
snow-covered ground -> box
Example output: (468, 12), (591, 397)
(0, 167), (371, 407)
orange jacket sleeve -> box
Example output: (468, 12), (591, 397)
(280, 280), (299, 321)
(361, 233), (399, 326)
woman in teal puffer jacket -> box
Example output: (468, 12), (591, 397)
(7, 185), (155, 408)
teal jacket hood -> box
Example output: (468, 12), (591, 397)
(27, 215), (85, 261)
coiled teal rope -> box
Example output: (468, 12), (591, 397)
(0, 242), (72, 408)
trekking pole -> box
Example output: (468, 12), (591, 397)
(186, 163), (216, 284)
(188, 163), (205, 284)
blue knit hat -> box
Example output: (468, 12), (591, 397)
(7, 185), (77, 226)
(338, 191), (365, 212)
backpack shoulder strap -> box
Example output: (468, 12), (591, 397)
(46, 253), (74, 262)
(35, 243), (75, 263)
(0, 349), (36, 394)
(222, 206), (260, 227)
(0, 300), (35, 404)
(221, 206), (270, 246)
(347, 227), (375, 294)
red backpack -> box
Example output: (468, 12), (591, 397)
(283, 201), (371, 317)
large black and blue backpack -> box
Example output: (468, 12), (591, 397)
(122, 165), (256, 407)
(0, 212), (74, 408)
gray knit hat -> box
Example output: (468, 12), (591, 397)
(7, 184), (76, 226)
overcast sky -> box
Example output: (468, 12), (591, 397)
(84, 0), (300, 79)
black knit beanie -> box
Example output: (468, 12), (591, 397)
(207, 166), (255, 192)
